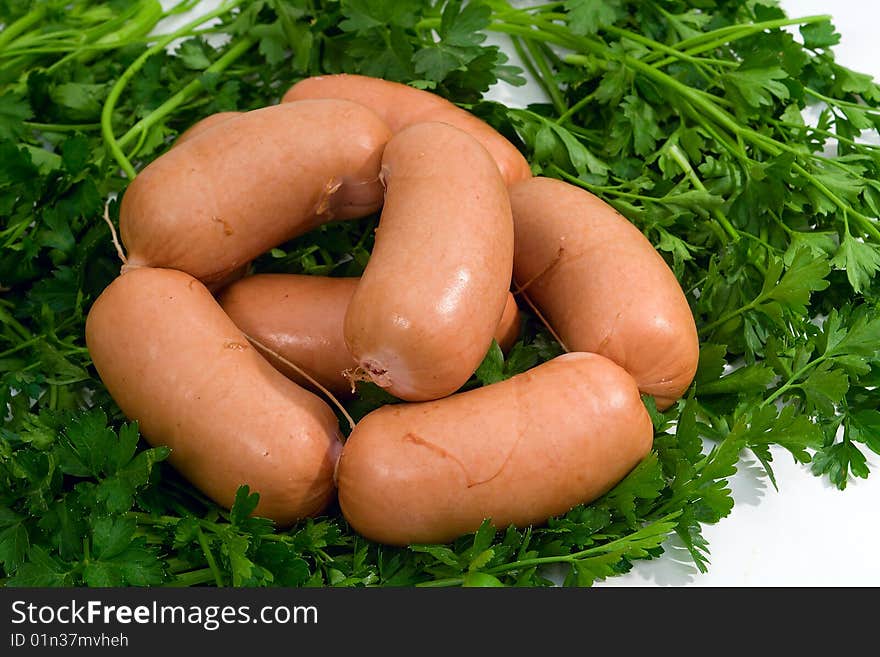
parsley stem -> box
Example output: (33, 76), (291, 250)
(166, 568), (218, 587)
(0, 4), (48, 51)
(698, 300), (758, 336)
(25, 121), (101, 132)
(417, 515), (680, 587)
(666, 143), (740, 243)
(101, 0), (249, 179)
(556, 89), (597, 124)
(761, 355), (828, 408)
(604, 24), (739, 74)
(804, 87), (880, 114)
(645, 15), (834, 68)
(770, 118), (880, 151)
(125, 35), (257, 159)
(196, 526), (224, 587)
(519, 38), (568, 116)
(790, 162), (880, 242)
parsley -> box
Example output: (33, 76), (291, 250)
(2, 0), (879, 588)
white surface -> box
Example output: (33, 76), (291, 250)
(599, 1), (880, 587)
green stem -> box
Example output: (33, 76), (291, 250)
(166, 568), (218, 587)
(761, 356), (827, 408)
(647, 15), (833, 67)
(25, 121), (101, 132)
(666, 143), (739, 242)
(101, 0), (248, 178)
(510, 36), (558, 110)
(606, 24), (738, 74)
(0, 4), (48, 51)
(791, 162), (880, 241)
(771, 118), (880, 150)
(521, 38), (568, 115)
(416, 516), (680, 587)
(698, 300), (758, 336)
(47, 0), (164, 74)
(196, 527), (224, 587)
(126, 512), (182, 525)
(556, 89), (597, 124)
(805, 87), (880, 113)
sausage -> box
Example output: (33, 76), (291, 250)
(217, 274), (522, 397)
(120, 100), (392, 285)
(509, 177), (699, 409)
(495, 292), (521, 352)
(343, 122), (514, 401)
(174, 111), (242, 146)
(218, 274), (361, 398)
(172, 112), (248, 293)
(283, 74), (532, 186)
(85, 267), (343, 524)
(336, 352), (653, 546)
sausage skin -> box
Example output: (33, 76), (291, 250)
(174, 111), (242, 146)
(85, 267), (343, 524)
(218, 274), (522, 397)
(343, 122), (514, 401)
(510, 177), (699, 409)
(283, 74), (531, 186)
(336, 352), (653, 546)
(120, 100), (392, 284)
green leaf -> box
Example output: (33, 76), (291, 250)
(723, 67), (790, 111)
(759, 249), (830, 318)
(698, 363), (775, 396)
(0, 92), (32, 141)
(831, 231), (880, 293)
(60, 135), (91, 174)
(849, 410), (880, 455)
(565, 0), (624, 35)
(91, 517), (136, 560)
(800, 21), (841, 49)
(178, 39), (212, 70)
(811, 442), (870, 489)
(800, 363), (849, 416)
(462, 571), (504, 587)
(474, 340), (505, 385)
(230, 486), (261, 527)
(601, 453), (665, 525)
(410, 544), (461, 568)
(6, 546), (72, 587)
(0, 520), (29, 571)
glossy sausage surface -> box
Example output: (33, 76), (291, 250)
(85, 267), (343, 524)
(283, 74), (531, 186)
(336, 352), (653, 545)
(510, 177), (699, 409)
(343, 122), (514, 401)
(120, 100), (392, 284)
(219, 274), (522, 397)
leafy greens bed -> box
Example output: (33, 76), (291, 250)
(1, 0), (879, 587)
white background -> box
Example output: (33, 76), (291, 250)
(163, 1), (880, 586)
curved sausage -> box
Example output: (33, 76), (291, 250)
(336, 352), (653, 545)
(343, 122), (514, 401)
(283, 74), (531, 186)
(85, 267), (343, 525)
(495, 292), (521, 352)
(510, 177), (699, 409)
(218, 274), (522, 397)
(174, 111), (242, 146)
(120, 100), (392, 284)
